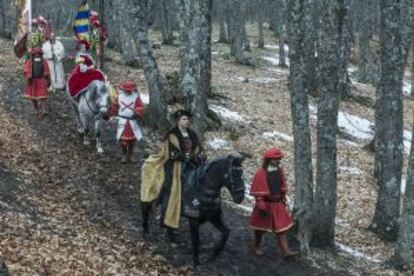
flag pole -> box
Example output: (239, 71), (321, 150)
(28, 0), (32, 32)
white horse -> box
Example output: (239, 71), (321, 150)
(68, 80), (109, 153)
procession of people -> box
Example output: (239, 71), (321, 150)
(15, 6), (300, 264)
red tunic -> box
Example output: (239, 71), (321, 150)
(250, 167), (294, 233)
(24, 58), (50, 100)
(108, 93), (144, 141)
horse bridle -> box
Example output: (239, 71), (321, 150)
(225, 157), (244, 194)
(85, 89), (107, 116)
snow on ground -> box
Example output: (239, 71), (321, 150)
(262, 131), (294, 142)
(401, 178), (407, 195)
(264, 44), (289, 53)
(403, 80), (412, 95)
(339, 166), (363, 175)
(237, 76), (278, 84)
(337, 111), (374, 140)
(210, 104), (244, 122)
(140, 93), (149, 105)
(335, 242), (382, 264)
(262, 56), (291, 66)
(209, 138), (232, 150)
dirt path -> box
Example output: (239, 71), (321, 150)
(0, 38), (357, 275)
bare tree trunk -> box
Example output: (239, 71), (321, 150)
(217, 0), (228, 43)
(339, 0), (354, 99)
(395, 122), (414, 269)
(257, 0), (265, 49)
(312, 0), (348, 247)
(176, 0), (211, 137)
(0, 0), (6, 35)
(228, 0), (252, 65)
(411, 42), (414, 96)
(277, 0), (287, 67)
(371, 0), (406, 241)
(125, 0), (169, 131)
(303, 0), (319, 95)
(159, 0), (174, 45)
(287, 0), (314, 253)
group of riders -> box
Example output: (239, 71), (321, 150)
(20, 13), (299, 261)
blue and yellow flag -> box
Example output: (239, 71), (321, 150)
(73, 0), (91, 42)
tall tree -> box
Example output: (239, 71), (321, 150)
(395, 122), (414, 269)
(158, 0), (175, 45)
(355, 0), (378, 84)
(257, 0), (265, 49)
(176, 0), (212, 136)
(371, 0), (407, 241)
(287, 0), (314, 252)
(411, 43), (414, 96)
(123, 0), (169, 131)
(312, 0), (349, 247)
(303, 0), (319, 95)
(215, 0), (228, 43)
(276, 0), (287, 67)
(228, 0), (252, 65)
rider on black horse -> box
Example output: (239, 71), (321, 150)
(141, 109), (206, 244)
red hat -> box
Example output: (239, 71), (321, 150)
(30, 48), (43, 55)
(76, 54), (94, 67)
(119, 80), (138, 93)
(262, 148), (284, 160)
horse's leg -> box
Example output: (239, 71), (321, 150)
(94, 117), (104, 153)
(80, 112), (90, 146)
(209, 211), (230, 260)
(71, 102), (83, 137)
(141, 202), (151, 234)
(188, 218), (201, 267)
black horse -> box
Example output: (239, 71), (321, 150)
(141, 155), (245, 267)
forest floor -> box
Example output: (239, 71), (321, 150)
(0, 24), (413, 275)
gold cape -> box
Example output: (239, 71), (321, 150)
(140, 134), (182, 229)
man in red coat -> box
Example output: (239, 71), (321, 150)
(105, 80), (144, 163)
(250, 148), (299, 257)
(24, 48), (51, 118)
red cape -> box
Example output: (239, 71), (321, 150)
(67, 64), (105, 98)
(250, 168), (288, 197)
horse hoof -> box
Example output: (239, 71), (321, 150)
(97, 148), (104, 154)
(83, 140), (90, 146)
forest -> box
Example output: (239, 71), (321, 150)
(1, 0), (414, 275)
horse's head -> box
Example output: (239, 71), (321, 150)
(94, 80), (109, 115)
(223, 155), (245, 204)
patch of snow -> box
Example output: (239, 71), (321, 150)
(262, 56), (290, 66)
(340, 140), (359, 147)
(237, 77), (277, 84)
(264, 44), (289, 52)
(403, 130), (412, 154)
(337, 112), (374, 140)
(336, 242), (382, 263)
(210, 104), (244, 122)
(347, 66), (357, 74)
(212, 51), (220, 55)
(209, 138), (231, 150)
(339, 166), (363, 175)
(263, 131), (294, 142)
(403, 81), (412, 96)
(140, 93), (149, 104)
(401, 178), (406, 195)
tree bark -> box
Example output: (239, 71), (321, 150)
(228, 0), (252, 65)
(287, 0), (314, 253)
(395, 122), (414, 269)
(303, 0), (319, 95)
(125, 0), (169, 131)
(371, 0), (406, 241)
(411, 42), (414, 96)
(159, 0), (174, 45)
(257, 0), (265, 49)
(312, 0), (348, 247)
(175, 0), (212, 137)
(277, 0), (287, 67)
(216, 0), (228, 43)
(339, 0), (354, 99)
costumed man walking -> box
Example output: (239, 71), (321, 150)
(105, 81), (144, 163)
(24, 48), (51, 118)
(42, 33), (65, 91)
(250, 148), (299, 258)
(141, 110), (205, 244)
